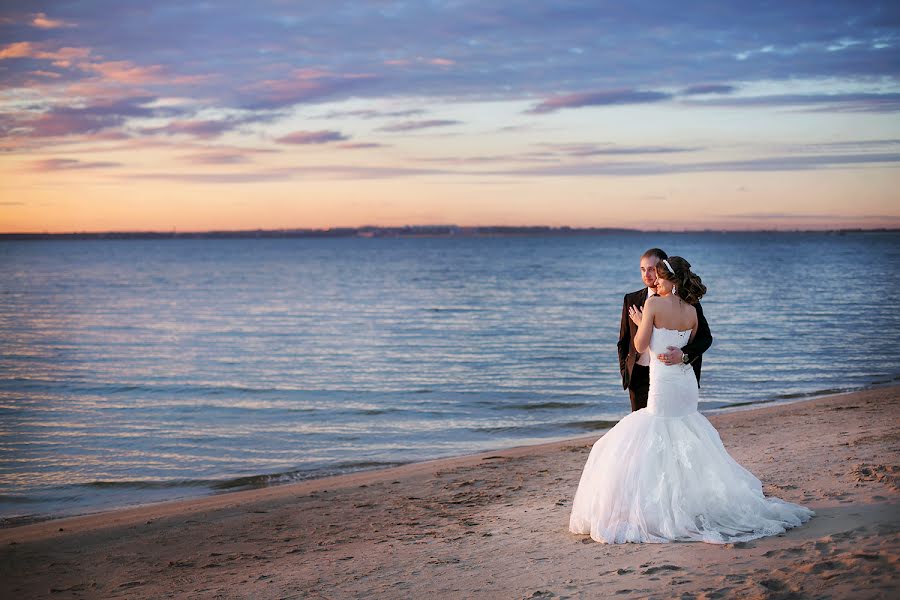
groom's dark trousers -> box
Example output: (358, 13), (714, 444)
(617, 288), (713, 412)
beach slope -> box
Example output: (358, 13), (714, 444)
(2, 386), (898, 599)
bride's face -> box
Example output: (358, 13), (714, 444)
(656, 277), (674, 296)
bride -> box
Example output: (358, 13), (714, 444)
(569, 256), (813, 544)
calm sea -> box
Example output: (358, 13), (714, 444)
(1, 232), (898, 522)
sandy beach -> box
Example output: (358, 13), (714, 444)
(2, 386), (898, 599)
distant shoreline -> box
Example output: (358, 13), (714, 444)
(1, 226), (898, 240)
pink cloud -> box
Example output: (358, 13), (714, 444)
(527, 89), (673, 114)
(0, 41), (36, 59)
(243, 69), (377, 109)
(85, 61), (165, 84)
(31, 13), (75, 29)
(0, 42), (91, 65)
(276, 130), (349, 144)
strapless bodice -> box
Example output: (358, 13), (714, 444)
(646, 326), (697, 417)
(649, 326), (692, 357)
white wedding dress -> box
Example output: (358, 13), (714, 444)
(569, 327), (813, 544)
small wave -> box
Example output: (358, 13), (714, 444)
(0, 494), (41, 504)
(472, 419), (618, 434)
(503, 401), (587, 410)
(211, 461), (409, 491)
(81, 479), (213, 490)
(425, 307), (483, 313)
(352, 407), (402, 415)
(774, 387), (853, 400)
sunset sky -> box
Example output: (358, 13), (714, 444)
(1, 1), (899, 232)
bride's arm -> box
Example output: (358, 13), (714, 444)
(633, 297), (656, 353)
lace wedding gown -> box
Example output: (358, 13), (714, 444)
(569, 327), (813, 544)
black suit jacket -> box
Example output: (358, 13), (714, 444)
(617, 288), (713, 390)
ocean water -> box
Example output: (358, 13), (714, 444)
(1, 232), (898, 522)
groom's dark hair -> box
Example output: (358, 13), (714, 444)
(641, 248), (668, 261)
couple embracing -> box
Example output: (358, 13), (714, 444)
(568, 248), (813, 544)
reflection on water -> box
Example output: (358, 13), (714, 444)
(1, 232), (898, 521)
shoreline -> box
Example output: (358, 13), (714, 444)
(2, 385), (898, 599)
(3, 380), (897, 530)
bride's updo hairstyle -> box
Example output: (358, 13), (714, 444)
(655, 256), (707, 304)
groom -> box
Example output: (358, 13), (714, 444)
(617, 248), (713, 411)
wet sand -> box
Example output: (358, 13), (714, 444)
(2, 386), (898, 599)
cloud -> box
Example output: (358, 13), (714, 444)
(718, 212), (899, 222)
(137, 110), (281, 140)
(275, 130), (349, 144)
(30, 70), (62, 79)
(483, 151), (900, 177)
(4, 96), (158, 138)
(377, 119), (461, 132)
(527, 90), (673, 114)
(547, 143), (701, 156)
(142, 119), (238, 139)
(681, 84), (737, 96)
(31, 158), (122, 171)
(126, 164), (450, 184)
(181, 151), (252, 165)
(31, 13), (76, 29)
(0, 42), (91, 65)
(684, 92), (900, 113)
(321, 108), (425, 119)
(83, 61), (166, 84)
(337, 142), (389, 149)
(240, 69), (378, 109)
(1, 1), (898, 115)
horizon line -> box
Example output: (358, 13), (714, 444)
(2, 224), (898, 238)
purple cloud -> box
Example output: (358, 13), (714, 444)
(322, 108), (425, 120)
(141, 119), (236, 139)
(377, 119), (461, 132)
(31, 158), (122, 171)
(240, 71), (378, 110)
(486, 152), (900, 177)
(684, 92), (900, 113)
(548, 143), (701, 156)
(527, 90), (673, 114)
(681, 84), (737, 96)
(2, 96), (157, 138)
(275, 130), (349, 144)
(181, 151), (251, 165)
(126, 164), (451, 184)
(337, 142), (389, 149)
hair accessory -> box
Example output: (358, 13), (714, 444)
(662, 259), (675, 274)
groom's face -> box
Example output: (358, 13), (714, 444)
(640, 256), (659, 289)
